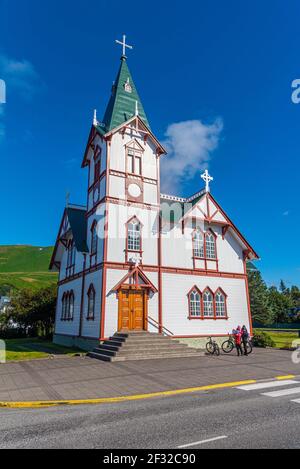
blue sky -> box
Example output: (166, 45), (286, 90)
(0, 0), (300, 287)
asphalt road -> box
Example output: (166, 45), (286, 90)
(1, 378), (300, 449)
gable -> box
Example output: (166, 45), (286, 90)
(161, 191), (258, 260)
(49, 206), (88, 271)
(112, 266), (158, 292)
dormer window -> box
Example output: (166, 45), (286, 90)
(124, 78), (132, 93)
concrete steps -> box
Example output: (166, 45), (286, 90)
(87, 331), (204, 362)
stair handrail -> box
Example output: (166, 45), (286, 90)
(146, 316), (174, 337)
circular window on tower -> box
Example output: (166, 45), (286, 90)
(128, 183), (141, 198)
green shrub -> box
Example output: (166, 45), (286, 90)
(252, 331), (276, 348)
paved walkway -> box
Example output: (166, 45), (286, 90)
(0, 349), (299, 402)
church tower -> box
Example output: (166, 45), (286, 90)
(80, 36), (166, 339)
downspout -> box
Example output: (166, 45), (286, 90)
(79, 254), (87, 337)
(158, 215), (162, 334)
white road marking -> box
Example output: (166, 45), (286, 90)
(236, 380), (298, 391)
(290, 399), (300, 404)
(261, 386), (300, 398)
(177, 436), (228, 448)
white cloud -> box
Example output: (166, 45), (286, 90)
(160, 118), (223, 193)
(0, 54), (42, 100)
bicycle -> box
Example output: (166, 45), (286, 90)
(206, 337), (220, 356)
(222, 334), (253, 355)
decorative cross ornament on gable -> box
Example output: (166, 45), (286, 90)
(201, 169), (214, 193)
(115, 34), (133, 58)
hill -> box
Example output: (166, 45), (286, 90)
(0, 246), (57, 293)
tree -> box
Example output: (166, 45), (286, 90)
(268, 286), (293, 323)
(0, 284), (13, 296)
(279, 280), (289, 295)
(9, 286), (57, 338)
(248, 269), (274, 325)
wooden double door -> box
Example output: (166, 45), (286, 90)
(118, 290), (147, 331)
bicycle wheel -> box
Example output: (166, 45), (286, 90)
(214, 344), (220, 356)
(222, 340), (234, 354)
(246, 341), (253, 354)
(206, 342), (214, 354)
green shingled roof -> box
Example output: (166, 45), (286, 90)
(160, 193), (205, 224)
(102, 58), (150, 132)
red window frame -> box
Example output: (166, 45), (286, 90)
(214, 288), (228, 319)
(188, 286), (228, 320)
(126, 147), (143, 176)
(192, 227), (218, 271)
(187, 286), (202, 319)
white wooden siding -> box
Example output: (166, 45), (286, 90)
(55, 278), (83, 336)
(81, 269), (103, 338)
(161, 273), (250, 336)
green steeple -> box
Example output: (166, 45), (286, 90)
(102, 57), (150, 132)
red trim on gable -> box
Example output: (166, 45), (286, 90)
(207, 193), (259, 259)
(111, 266), (158, 293)
(104, 115), (166, 156)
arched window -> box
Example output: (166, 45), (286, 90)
(91, 221), (98, 256)
(193, 229), (204, 258)
(205, 231), (216, 260)
(215, 289), (227, 318)
(203, 289), (214, 317)
(65, 292), (70, 320)
(61, 293), (67, 320)
(127, 218), (141, 252)
(87, 285), (95, 320)
(68, 291), (74, 320)
(188, 288), (202, 317)
(66, 240), (76, 277)
(94, 148), (101, 182)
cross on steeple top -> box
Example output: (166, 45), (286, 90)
(201, 169), (214, 193)
(115, 34), (133, 59)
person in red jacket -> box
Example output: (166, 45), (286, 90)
(234, 326), (243, 356)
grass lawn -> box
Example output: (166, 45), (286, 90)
(2, 338), (85, 361)
(255, 329), (300, 349)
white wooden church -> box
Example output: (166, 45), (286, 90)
(50, 36), (258, 352)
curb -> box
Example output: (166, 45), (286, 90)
(0, 375), (296, 409)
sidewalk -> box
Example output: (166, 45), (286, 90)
(0, 349), (299, 403)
